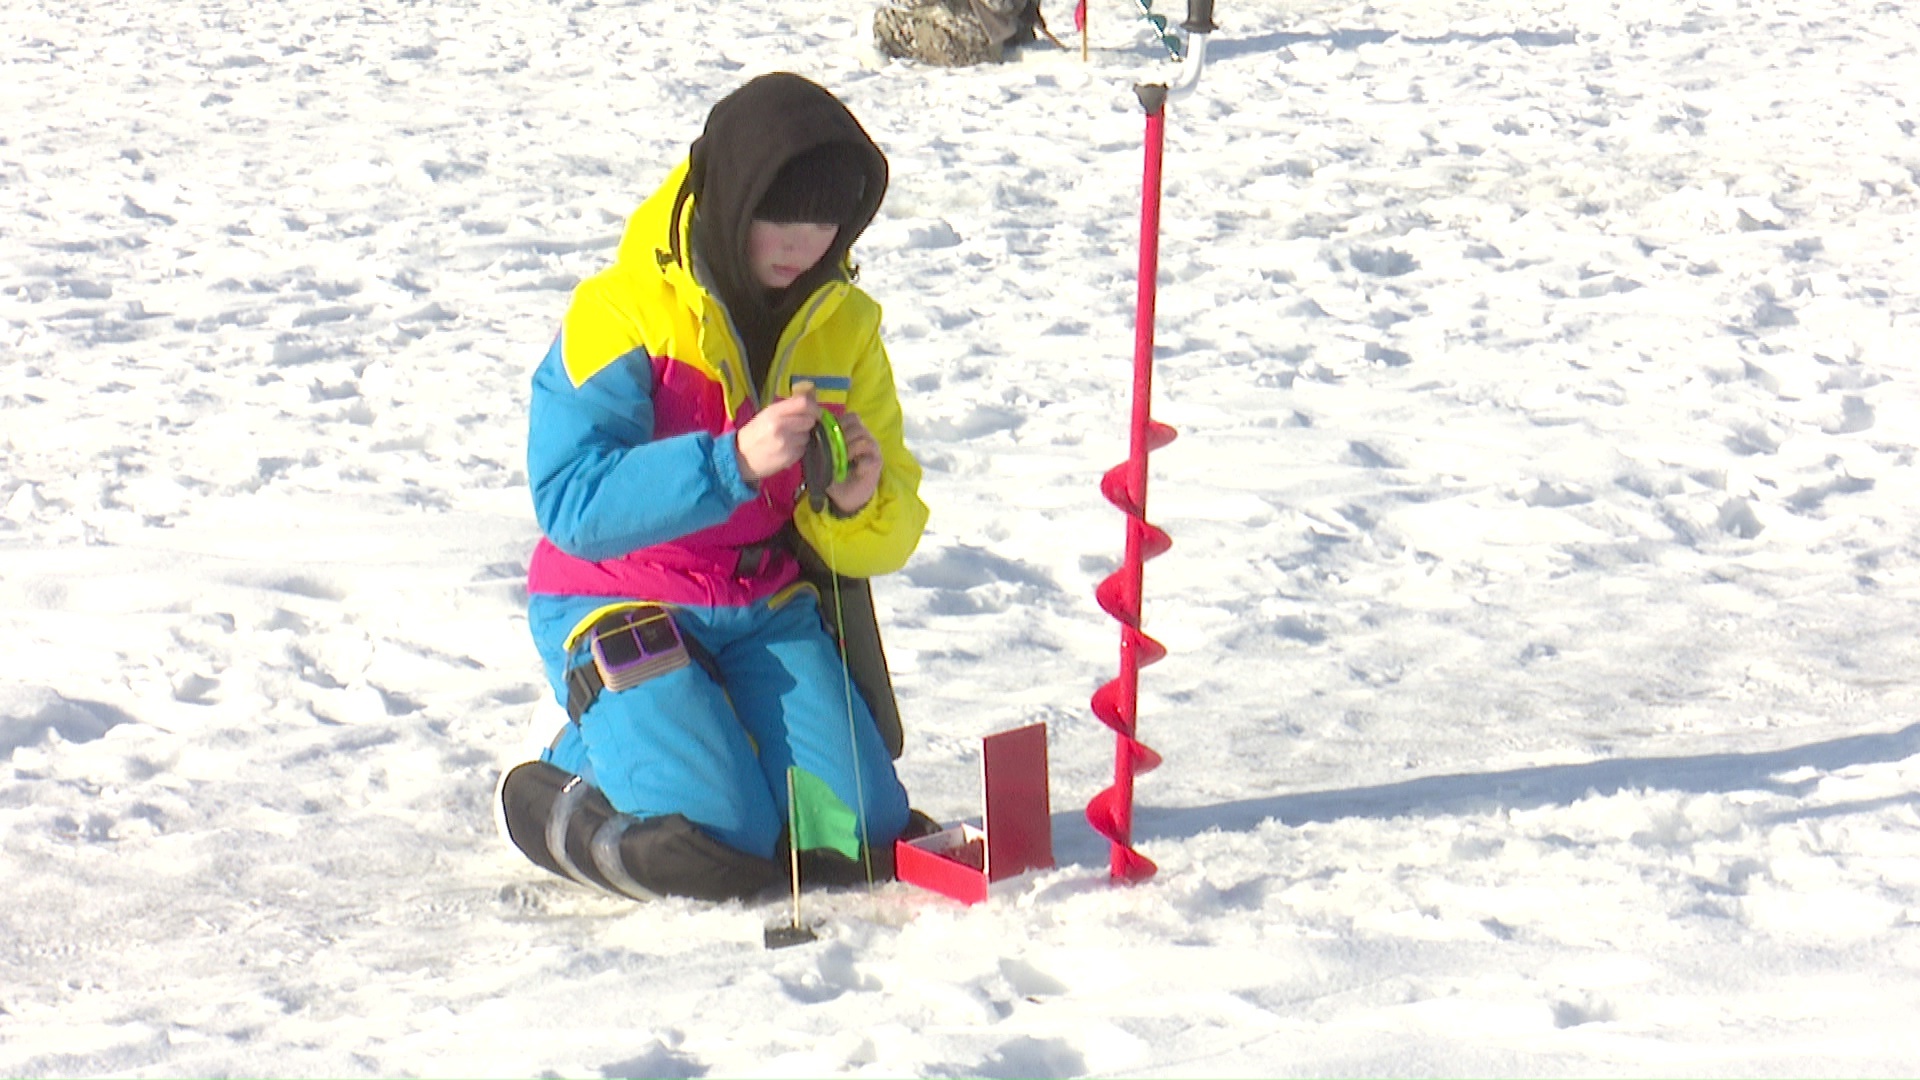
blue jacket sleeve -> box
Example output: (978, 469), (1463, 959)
(526, 336), (757, 562)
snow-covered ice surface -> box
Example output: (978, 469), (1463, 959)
(5, 0), (1920, 1074)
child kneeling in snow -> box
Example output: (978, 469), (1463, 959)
(499, 73), (930, 902)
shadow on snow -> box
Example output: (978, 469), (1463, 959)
(1209, 26), (1577, 61)
(1046, 721), (1920, 865)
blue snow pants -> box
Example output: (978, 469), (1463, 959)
(528, 588), (909, 861)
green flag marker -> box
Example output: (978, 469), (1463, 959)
(789, 765), (861, 862)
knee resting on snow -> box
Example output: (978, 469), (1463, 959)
(497, 759), (934, 901)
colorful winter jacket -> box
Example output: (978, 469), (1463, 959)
(525, 161), (929, 609)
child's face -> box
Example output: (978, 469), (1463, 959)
(747, 220), (840, 290)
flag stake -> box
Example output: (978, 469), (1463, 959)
(765, 767), (819, 949)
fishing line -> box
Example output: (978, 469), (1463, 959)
(825, 525), (876, 889)
(802, 401), (875, 888)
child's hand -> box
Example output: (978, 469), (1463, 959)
(735, 386), (821, 482)
(827, 412), (882, 515)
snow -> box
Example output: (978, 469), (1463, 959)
(4, 0), (1920, 1074)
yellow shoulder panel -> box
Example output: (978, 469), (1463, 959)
(559, 268), (650, 388)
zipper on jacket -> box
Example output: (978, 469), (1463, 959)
(711, 301), (753, 409)
(691, 259), (754, 410)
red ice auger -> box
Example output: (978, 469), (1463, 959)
(1086, 0), (1217, 885)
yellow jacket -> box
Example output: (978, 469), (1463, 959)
(526, 160), (928, 605)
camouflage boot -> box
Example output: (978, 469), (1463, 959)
(874, 0), (1002, 67)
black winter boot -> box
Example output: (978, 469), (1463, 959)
(498, 760), (780, 903)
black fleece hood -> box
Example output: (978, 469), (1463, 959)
(677, 73), (889, 386)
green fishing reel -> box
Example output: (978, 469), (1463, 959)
(801, 409), (849, 513)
